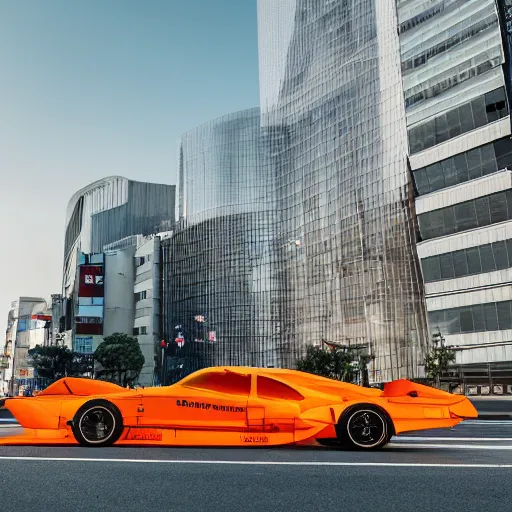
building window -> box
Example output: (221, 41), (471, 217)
(402, 14), (498, 74)
(428, 301), (512, 335)
(412, 138), (512, 196)
(422, 239), (512, 282)
(78, 297), (104, 306)
(136, 254), (151, 267)
(408, 88), (508, 155)
(135, 290), (147, 302)
(133, 326), (147, 336)
(135, 307), (152, 319)
(418, 190), (512, 240)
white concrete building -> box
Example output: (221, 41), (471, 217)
(133, 234), (169, 386)
(2, 298), (51, 395)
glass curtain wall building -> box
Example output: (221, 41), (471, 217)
(257, 0), (429, 381)
(397, 0), (512, 372)
(160, 109), (278, 383)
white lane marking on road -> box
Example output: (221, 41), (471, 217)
(396, 437), (512, 442)
(0, 456), (510, 468)
(464, 421), (512, 425)
(389, 443), (512, 450)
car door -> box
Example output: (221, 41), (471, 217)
(139, 369), (250, 432)
(246, 374), (303, 443)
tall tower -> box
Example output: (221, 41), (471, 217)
(257, 0), (429, 381)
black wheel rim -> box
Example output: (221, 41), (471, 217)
(347, 410), (386, 448)
(78, 406), (116, 444)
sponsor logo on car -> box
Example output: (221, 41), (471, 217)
(127, 429), (163, 441)
(176, 399), (245, 413)
(240, 435), (269, 443)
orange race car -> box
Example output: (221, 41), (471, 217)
(0, 366), (477, 449)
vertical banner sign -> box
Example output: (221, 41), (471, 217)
(76, 262), (105, 337)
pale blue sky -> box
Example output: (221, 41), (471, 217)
(0, 0), (259, 325)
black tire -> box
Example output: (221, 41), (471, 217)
(71, 399), (123, 447)
(336, 404), (390, 450)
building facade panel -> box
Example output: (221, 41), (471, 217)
(409, 116), (511, 169)
(417, 189), (512, 240)
(417, 219), (512, 257)
(415, 170), (512, 214)
(426, 285), (512, 310)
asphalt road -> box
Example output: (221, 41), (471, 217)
(0, 420), (511, 512)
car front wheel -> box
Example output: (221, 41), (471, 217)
(71, 399), (124, 447)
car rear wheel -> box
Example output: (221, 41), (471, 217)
(71, 400), (123, 447)
(337, 405), (389, 450)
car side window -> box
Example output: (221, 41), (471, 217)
(257, 376), (304, 401)
(183, 371), (251, 396)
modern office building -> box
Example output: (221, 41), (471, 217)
(257, 0), (429, 381)
(160, 108), (278, 383)
(61, 176), (175, 354)
(397, 0), (512, 380)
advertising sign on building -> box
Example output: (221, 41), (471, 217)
(17, 368), (34, 379)
(76, 260), (105, 335)
(79, 266), (104, 297)
(75, 318), (103, 335)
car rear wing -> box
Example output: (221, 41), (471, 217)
(37, 377), (127, 396)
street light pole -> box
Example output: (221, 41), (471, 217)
(160, 340), (166, 386)
(9, 339), (16, 397)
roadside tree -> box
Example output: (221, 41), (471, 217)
(94, 333), (145, 386)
